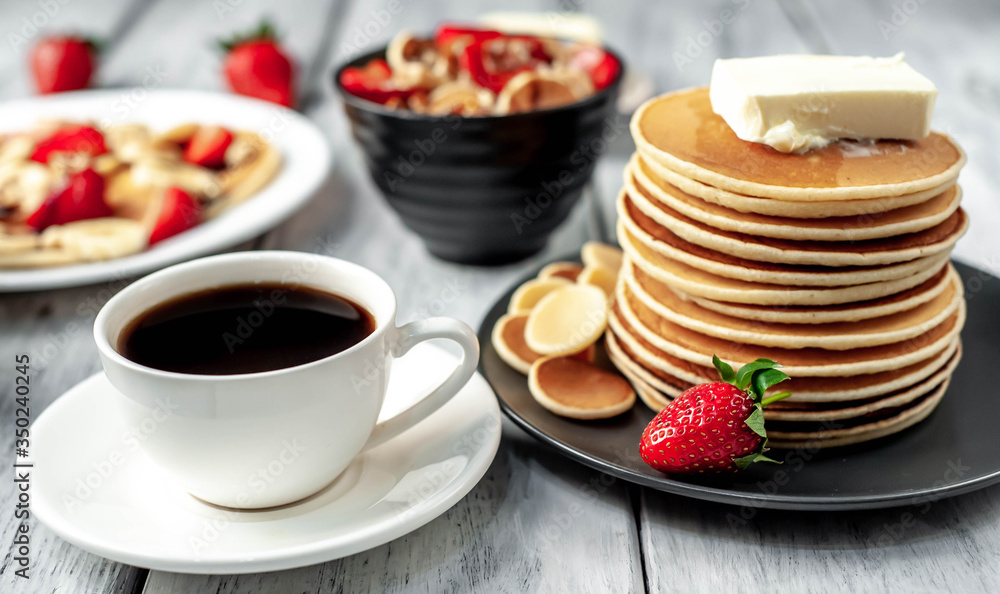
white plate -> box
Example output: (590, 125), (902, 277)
(0, 90), (330, 292)
(31, 344), (501, 574)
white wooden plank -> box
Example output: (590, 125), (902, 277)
(641, 484), (1000, 593)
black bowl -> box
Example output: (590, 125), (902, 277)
(334, 47), (624, 265)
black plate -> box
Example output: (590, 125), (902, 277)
(477, 260), (1000, 510)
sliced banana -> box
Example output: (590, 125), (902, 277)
(152, 123), (198, 148)
(581, 241), (623, 273)
(0, 161), (50, 215)
(0, 135), (34, 165)
(524, 284), (607, 355)
(0, 232), (40, 255)
(508, 277), (571, 313)
(495, 71), (578, 115)
(41, 218), (148, 261)
(132, 156), (221, 198)
(104, 124), (153, 162)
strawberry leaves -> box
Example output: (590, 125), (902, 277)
(712, 355), (792, 471)
(712, 354), (735, 383)
(714, 356), (791, 406)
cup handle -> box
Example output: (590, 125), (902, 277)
(361, 318), (480, 452)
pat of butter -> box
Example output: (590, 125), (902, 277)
(479, 12), (603, 43)
(709, 54), (937, 153)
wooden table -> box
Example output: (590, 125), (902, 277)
(3, 1), (999, 592)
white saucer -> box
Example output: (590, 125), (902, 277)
(32, 344), (501, 574)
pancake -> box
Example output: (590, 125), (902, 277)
(624, 263), (963, 350)
(608, 310), (961, 402)
(614, 280), (966, 377)
(620, 233), (950, 306)
(766, 379), (948, 449)
(631, 87), (967, 200)
(606, 328), (687, 397)
(627, 155), (963, 241)
(619, 191), (952, 288)
(636, 152), (957, 219)
(623, 186), (969, 267)
(687, 265), (954, 324)
(613, 329), (961, 423)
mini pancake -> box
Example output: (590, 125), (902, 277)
(623, 186), (968, 267)
(635, 152), (956, 219)
(528, 356), (636, 420)
(626, 155), (963, 241)
(577, 265), (618, 297)
(686, 265), (955, 325)
(581, 241), (623, 272)
(624, 264), (963, 350)
(620, 232), (949, 306)
(492, 312), (596, 374)
(608, 310), (961, 402)
(766, 379), (949, 449)
(508, 277), (572, 313)
(618, 195), (951, 287)
(539, 261), (583, 281)
(524, 284), (607, 355)
(614, 281), (966, 377)
(631, 87), (966, 201)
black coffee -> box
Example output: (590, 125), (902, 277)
(119, 283), (376, 375)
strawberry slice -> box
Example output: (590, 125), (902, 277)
(570, 47), (620, 90)
(183, 126), (234, 169)
(433, 24), (502, 53)
(460, 36), (551, 94)
(149, 187), (201, 245)
(339, 59), (413, 105)
(25, 169), (112, 231)
(30, 125), (107, 163)
(26, 168), (110, 231)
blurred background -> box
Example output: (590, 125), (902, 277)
(2, 0), (997, 274)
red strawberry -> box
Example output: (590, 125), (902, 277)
(30, 36), (97, 94)
(339, 59), (412, 105)
(149, 187), (200, 245)
(26, 168), (110, 230)
(221, 22), (295, 108)
(570, 47), (620, 91)
(183, 126), (233, 169)
(639, 356), (791, 474)
(30, 125), (107, 163)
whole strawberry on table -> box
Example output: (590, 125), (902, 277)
(639, 357), (791, 474)
(31, 35), (98, 94)
(220, 21), (296, 108)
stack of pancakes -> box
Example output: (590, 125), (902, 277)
(607, 88), (969, 449)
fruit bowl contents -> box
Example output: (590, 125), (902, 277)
(0, 121), (280, 268)
(339, 23), (620, 116)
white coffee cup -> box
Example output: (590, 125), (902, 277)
(94, 251), (479, 509)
